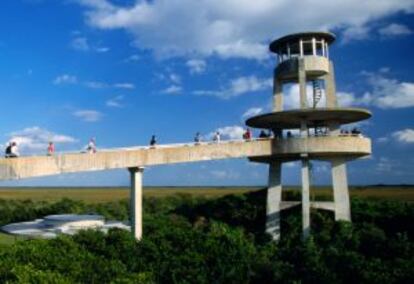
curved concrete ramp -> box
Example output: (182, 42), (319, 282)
(0, 139), (273, 180)
(0, 136), (371, 181)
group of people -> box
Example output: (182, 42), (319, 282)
(3, 138), (97, 158)
(149, 128), (272, 148)
(4, 128), (277, 158)
(340, 127), (363, 137)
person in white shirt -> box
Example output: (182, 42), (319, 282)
(9, 142), (19, 158)
(86, 138), (97, 154)
(213, 132), (221, 143)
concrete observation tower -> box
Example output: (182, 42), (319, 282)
(246, 32), (372, 239)
(0, 31), (372, 242)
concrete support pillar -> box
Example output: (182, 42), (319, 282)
(312, 38), (316, 56)
(300, 120), (308, 138)
(321, 39), (326, 57)
(331, 159), (351, 221)
(324, 62), (337, 107)
(129, 167), (144, 240)
(298, 58), (308, 109)
(273, 75), (283, 111)
(266, 161), (282, 240)
(301, 159), (311, 238)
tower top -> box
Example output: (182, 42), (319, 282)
(270, 31), (336, 54)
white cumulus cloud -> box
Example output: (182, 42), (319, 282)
(76, 0), (414, 60)
(392, 129), (414, 143)
(360, 72), (414, 108)
(84, 81), (108, 89)
(210, 169), (240, 179)
(83, 81), (135, 89)
(242, 107), (263, 118)
(378, 23), (412, 36)
(71, 36), (90, 51)
(113, 83), (135, 89)
(95, 46), (110, 53)
(186, 59), (207, 74)
(161, 85), (182, 95)
(71, 35), (110, 53)
(73, 110), (103, 122)
(53, 74), (78, 85)
(106, 95), (124, 108)
(194, 76), (271, 99)
(6, 127), (77, 155)
(169, 73), (181, 85)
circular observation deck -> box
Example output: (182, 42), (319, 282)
(246, 108), (372, 129)
(250, 136), (372, 162)
(270, 32), (336, 80)
(275, 56), (330, 81)
(269, 31), (336, 54)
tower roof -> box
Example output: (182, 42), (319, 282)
(270, 31), (336, 54)
(246, 108), (371, 129)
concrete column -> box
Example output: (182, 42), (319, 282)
(321, 39), (326, 57)
(129, 167), (144, 240)
(301, 159), (311, 238)
(298, 58), (308, 109)
(266, 161), (282, 240)
(273, 75), (283, 111)
(331, 159), (351, 221)
(299, 39), (304, 57)
(300, 120), (308, 138)
(287, 43), (291, 58)
(324, 62), (337, 107)
(312, 38), (316, 55)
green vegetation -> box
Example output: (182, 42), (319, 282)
(0, 185), (413, 203)
(0, 233), (22, 246)
(0, 189), (413, 283)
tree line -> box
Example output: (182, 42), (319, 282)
(0, 190), (413, 283)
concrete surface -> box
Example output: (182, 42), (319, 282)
(129, 167), (144, 240)
(266, 161), (282, 240)
(246, 108), (372, 129)
(331, 158), (351, 221)
(0, 137), (371, 181)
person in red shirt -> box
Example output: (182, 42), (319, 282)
(243, 128), (252, 141)
(47, 142), (55, 156)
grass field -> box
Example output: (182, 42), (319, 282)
(0, 186), (413, 203)
(0, 186), (412, 246)
(0, 233), (25, 246)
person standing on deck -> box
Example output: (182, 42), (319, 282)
(87, 138), (97, 153)
(213, 132), (220, 143)
(7, 142), (19, 158)
(47, 142), (55, 156)
(150, 135), (157, 147)
(194, 132), (201, 144)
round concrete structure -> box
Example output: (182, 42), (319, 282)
(1, 214), (129, 238)
(250, 136), (371, 162)
(276, 56), (330, 81)
(270, 31), (336, 54)
(246, 108), (372, 129)
(44, 214), (105, 228)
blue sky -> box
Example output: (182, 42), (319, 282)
(0, 0), (413, 187)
